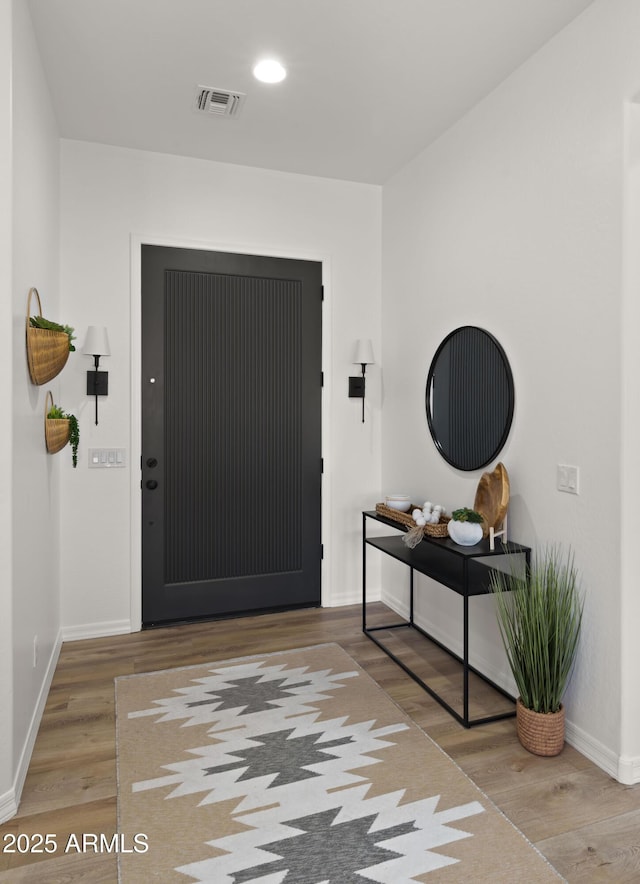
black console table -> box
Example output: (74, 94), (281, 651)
(362, 510), (531, 728)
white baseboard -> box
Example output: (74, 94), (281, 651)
(324, 595), (359, 607)
(0, 630), (64, 823)
(61, 620), (132, 642)
(0, 789), (18, 825)
(616, 753), (640, 785)
(564, 717), (622, 781)
(381, 585), (410, 620)
(328, 587), (378, 607)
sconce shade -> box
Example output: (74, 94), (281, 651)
(353, 339), (374, 365)
(83, 326), (110, 357)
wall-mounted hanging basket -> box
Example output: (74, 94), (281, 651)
(44, 391), (70, 454)
(26, 287), (70, 385)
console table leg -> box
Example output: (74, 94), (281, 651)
(362, 511), (367, 632)
(463, 594), (469, 726)
(409, 568), (414, 625)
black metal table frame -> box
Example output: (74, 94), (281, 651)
(362, 510), (531, 728)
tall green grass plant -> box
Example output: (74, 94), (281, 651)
(490, 546), (583, 714)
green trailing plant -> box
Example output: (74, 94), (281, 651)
(47, 404), (80, 467)
(30, 315), (76, 351)
(67, 414), (79, 468)
(451, 507), (484, 523)
(490, 545), (583, 714)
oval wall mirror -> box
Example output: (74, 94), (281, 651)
(425, 326), (514, 471)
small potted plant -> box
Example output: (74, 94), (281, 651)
(447, 507), (484, 546)
(45, 397), (80, 467)
(490, 545), (583, 756)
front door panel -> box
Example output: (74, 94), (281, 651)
(141, 246), (322, 625)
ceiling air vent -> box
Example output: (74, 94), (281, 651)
(194, 86), (246, 118)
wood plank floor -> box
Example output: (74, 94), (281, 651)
(1, 604), (639, 882)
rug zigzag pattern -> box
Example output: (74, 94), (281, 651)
(127, 656), (485, 882)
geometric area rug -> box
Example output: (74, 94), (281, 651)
(115, 643), (564, 883)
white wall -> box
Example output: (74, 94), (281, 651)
(381, 0), (640, 780)
(620, 100), (640, 781)
(0, 0), (15, 820)
(59, 141), (382, 633)
(2, 0), (62, 822)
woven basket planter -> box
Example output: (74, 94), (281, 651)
(516, 698), (565, 756)
(26, 288), (70, 385)
(44, 392), (70, 454)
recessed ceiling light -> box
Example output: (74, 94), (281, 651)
(253, 59), (287, 84)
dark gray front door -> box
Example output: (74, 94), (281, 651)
(141, 245), (322, 626)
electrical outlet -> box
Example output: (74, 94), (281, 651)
(557, 464), (579, 494)
(33, 635), (38, 668)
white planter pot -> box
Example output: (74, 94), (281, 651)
(447, 520), (483, 546)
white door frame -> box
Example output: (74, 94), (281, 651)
(129, 233), (332, 631)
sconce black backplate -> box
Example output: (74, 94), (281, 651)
(87, 370), (109, 396)
(349, 376), (365, 398)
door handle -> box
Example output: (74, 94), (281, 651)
(146, 479), (158, 490)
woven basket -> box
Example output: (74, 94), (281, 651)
(424, 516), (451, 538)
(375, 502), (450, 537)
(516, 698), (565, 756)
(26, 288), (70, 385)
(44, 391), (70, 454)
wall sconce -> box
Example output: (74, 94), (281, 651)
(348, 339), (375, 423)
(83, 326), (110, 425)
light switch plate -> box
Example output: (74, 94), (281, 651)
(557, 463), (579, 494)
(89, 447), (126, 468)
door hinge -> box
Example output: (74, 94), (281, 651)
(321, 544), (324, 560)
(321, 285), (324, 301)
(320, 458), (324, 474)
(321, 371), (324, 387)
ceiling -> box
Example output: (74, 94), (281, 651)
(27, 0), (594, 185)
